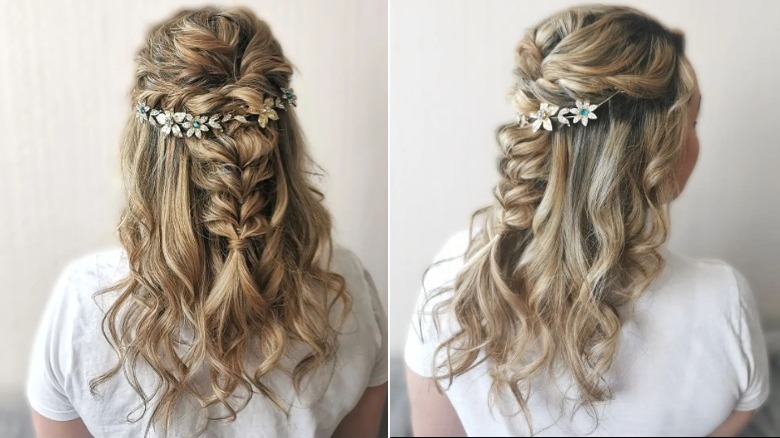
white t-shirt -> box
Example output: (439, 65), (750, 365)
(405, 231), (770, 436)
(27, 246), (387, 437)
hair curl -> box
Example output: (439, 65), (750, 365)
(426, 5), (697, 433)
(89, 7), (350, 436)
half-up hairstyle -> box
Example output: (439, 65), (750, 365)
(425, 5), (697, 433)
(90, 7), (350, 436)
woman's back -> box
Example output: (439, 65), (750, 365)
(28, 246), (387, 437)
(406, 231), (769, 436)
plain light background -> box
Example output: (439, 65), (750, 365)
(0, 0), (387, 394)
(389, 0), (780, 353)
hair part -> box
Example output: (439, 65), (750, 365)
(89, 7), (350, 436)
(424, 5), (697, 434)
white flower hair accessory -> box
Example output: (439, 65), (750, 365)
(256, 98), (281, 129)
(572, 100), (598, 126)
(528, 102), (559, 132)
(281, 87), (297, 107)
(137, 88), (297, 138)
(516, 92), (619, 132)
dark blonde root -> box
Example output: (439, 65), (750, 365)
(89, 7), (350, 436)
(426, 5), (696, 434)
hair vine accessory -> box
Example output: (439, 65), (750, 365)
(136, 88), (297, 138)
(516, 91), (619, 132)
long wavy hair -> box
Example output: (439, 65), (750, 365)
(425, 5), (697, 433)
(89, 7), (350, 436)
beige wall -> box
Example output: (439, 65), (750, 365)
(0, 0), (387, 392)
(389, 0), (780, 352)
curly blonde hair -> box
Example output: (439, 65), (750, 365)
(89, 7), (350, 436)
(425, 5), (697, 433)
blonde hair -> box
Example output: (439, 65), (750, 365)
(89, 7), (350, 436)
(425, 5), (697, 433)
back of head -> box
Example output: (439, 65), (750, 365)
(91, 7), (349, 436)
(430, 5), (696, 432)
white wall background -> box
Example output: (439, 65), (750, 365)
(0, 0), (387, 393)
(389, 0), (780, 353)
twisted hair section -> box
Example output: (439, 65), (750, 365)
(424, 6), (696, 433)
(89, 8), (350, 436)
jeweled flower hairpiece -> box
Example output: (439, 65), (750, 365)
(136, 88), (297, 138)
(517, 92), (619, 132)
